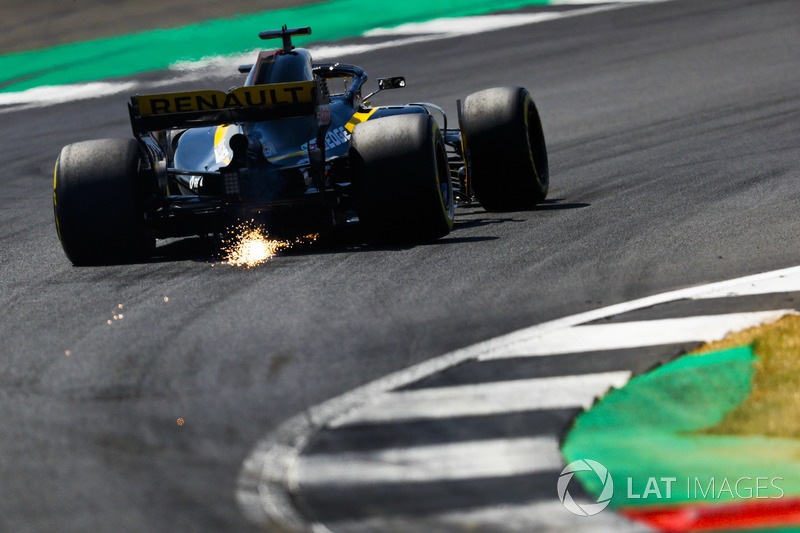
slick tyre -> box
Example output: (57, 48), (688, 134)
(54, 138), (155, 265)
(461, 86), (549, 211)
(351, 113), (454, 242)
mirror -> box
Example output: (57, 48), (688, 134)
(377, 77), (406, 90)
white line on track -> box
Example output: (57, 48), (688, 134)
(0, 81), (140, 113)
(480, 310), (793, 359)
(362, 13), (567, 38)
(298, 436), (561, 485)
(324, 500), (649, 533)
(692, 269), (800, 299)
(362, 0), (668, 38)
(333, 371), (631, 425)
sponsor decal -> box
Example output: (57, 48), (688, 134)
(214, 142), (232, 165)
(262, 142), (277, 158)
(316, 104), (332, 127)
(302, 126), (350, 151)
(137, 81), (314, 115)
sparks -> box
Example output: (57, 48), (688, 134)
(221, 221), (317, 268)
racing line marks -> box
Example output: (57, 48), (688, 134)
(238, 266), (800, 532)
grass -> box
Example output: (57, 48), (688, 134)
(691, 313), (800, 438)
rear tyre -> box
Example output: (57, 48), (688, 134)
(461, 86), (549, 211)
(351, 113), (454, 242)
(54, 138), (155, 265)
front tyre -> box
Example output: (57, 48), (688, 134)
(351, 113), (454, 242)
(461, 86), (549, 212)
(54, 138), (155, 265)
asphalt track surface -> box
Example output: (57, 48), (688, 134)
(1, 0), (800, 531)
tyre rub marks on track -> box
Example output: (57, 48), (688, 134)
(237, 266), (800, 532)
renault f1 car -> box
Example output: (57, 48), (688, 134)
(53, 26), (549, 265)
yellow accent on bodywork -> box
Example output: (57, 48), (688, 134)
(214, 125), (229, 146)
(214, 125), (232, 165)
(268, 150), (306, 163)
(344, 108), (378, 133)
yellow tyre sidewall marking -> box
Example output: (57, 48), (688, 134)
(53, 158), (62, 239)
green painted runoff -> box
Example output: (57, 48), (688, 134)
(0, 0), (550, 93)
(562, 346), (800, 507)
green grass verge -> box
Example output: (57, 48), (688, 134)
(692, 314), (800, 438)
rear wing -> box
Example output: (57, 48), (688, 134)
(129, 79), (328, 135)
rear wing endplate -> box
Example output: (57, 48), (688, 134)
(129, 80), (325, 135)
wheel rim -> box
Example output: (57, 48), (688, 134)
(435, 139), (454, 221)
(526, 97), (549, 191)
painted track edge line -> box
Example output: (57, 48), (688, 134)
(236, 264), (800, 532)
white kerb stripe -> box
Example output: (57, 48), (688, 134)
(479, 310), (793, 360)
(553, 0), (666, 4)
(363, 13), (561, 37)
(693, 271), (800, 299)
(298, 436), (561, 486)
(323, 499), (651, 533)
(333, 371), (631, 426)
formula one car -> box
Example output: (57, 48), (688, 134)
(53, 26), (549, 265)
